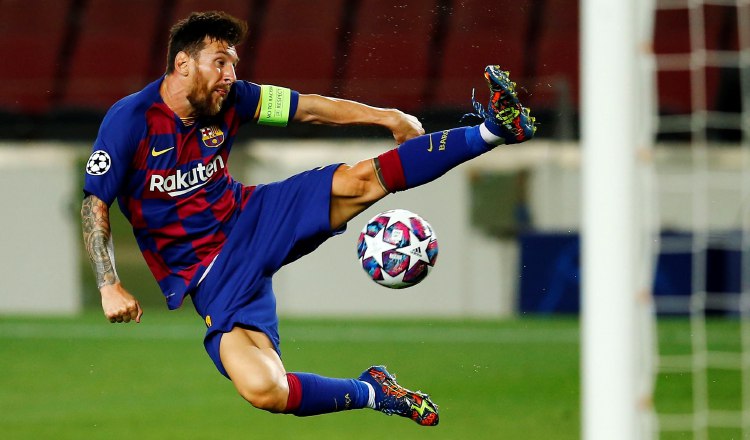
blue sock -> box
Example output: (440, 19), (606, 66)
(286, 372), (370, 416)
(376, 126), (493, 192)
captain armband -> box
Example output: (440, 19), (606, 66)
(257, 85), (292, 127)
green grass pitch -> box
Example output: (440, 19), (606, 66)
(0, 312), (742, 439)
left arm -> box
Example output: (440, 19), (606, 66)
(293, 94), (424, 144)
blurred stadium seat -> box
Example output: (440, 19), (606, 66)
(171, 0), (251, 24)
(340, 0), (439, 111)
(60, 0), (161, 111)
(433, 1), (530, 110)
(526, 0), (579, 113)
(0, 0), (71, 113)
(2, 0), (729, 141)
(251, 0), (345, 94)
(653, 5), (729, 115)
(654, 8), (691, 114)
(701, 4), (733, 113)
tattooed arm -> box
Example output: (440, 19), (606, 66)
(81, 194), (143, 323)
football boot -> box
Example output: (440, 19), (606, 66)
(467, 65), (536, 144)
(359, 365), (439, 426)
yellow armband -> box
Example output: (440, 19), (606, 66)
(257, 84), (292, 127)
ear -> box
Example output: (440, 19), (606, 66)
(174, 51), (191, 76)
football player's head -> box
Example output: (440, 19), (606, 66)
(166, 11), (247, 116)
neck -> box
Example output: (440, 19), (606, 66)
(160, 74), (195, 118)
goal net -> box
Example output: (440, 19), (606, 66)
(649, 1), (749, 439)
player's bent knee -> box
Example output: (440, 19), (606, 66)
(221, 334), (290, 412)
(332, 161), (385, 202)
(330, 161), (387, 229)
(227, 363), (288, 411)
(234, 376), (288, 412)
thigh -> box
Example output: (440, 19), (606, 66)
(249, 163), (346, 269)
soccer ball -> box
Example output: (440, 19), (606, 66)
(86, 150), (111, 176)
(356, 209), (438, 288)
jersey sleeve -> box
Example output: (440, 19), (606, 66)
(232, 80), (299, 124)
(82, 100), (144, 205)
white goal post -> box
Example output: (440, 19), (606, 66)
(581, 0), (657, 439)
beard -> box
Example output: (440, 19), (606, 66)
(187, 70), (226, 117)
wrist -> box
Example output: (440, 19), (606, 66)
(380, 108), (403, 130)
(99, 281), (121, 294)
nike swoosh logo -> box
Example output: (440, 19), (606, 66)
(151, 146), (175, 157)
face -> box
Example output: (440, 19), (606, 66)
(186, 38), (239, 116)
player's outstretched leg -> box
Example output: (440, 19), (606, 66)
(281, 367), (437, 426)
(359, 365), (439, 426)
(374, 66), (535, 193)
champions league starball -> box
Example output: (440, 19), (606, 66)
(356, 209), (439, 288)
(85, 150), (112, 176)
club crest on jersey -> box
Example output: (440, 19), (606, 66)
(200, 125), (225, 148)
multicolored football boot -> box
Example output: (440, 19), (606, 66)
(359, 365), (439, 426)
(468, 65), (536, 144)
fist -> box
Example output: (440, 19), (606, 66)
(100, 283), (143, 323)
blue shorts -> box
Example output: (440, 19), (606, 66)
(190, 164), (344, 378)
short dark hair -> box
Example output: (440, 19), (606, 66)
(166, 11), (248, 73)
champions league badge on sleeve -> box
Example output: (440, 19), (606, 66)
(200, 125), (225, 148)
(86, 150), (112, 175)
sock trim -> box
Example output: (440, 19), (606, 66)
(375, 148), (407, 192)
(362, 381), (376, 409)
(284, 373), (302, 413)
(479, 122), (503, 145)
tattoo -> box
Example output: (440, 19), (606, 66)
(81, 195), (119, 289)
(371, 157), (389, 193)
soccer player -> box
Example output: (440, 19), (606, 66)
(81, 11), (535, 426)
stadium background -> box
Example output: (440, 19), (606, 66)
(0, 0), (745, 439)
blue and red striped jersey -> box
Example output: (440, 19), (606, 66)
(83, 77), (299, 309)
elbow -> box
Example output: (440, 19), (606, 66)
(81, 194), (109, 222)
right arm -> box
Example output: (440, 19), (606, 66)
(81, 194), (142, 323)
(293, 94), (424, 145)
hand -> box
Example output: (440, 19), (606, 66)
(388, 110), (425, 145)
(100, 283), (143, 323)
